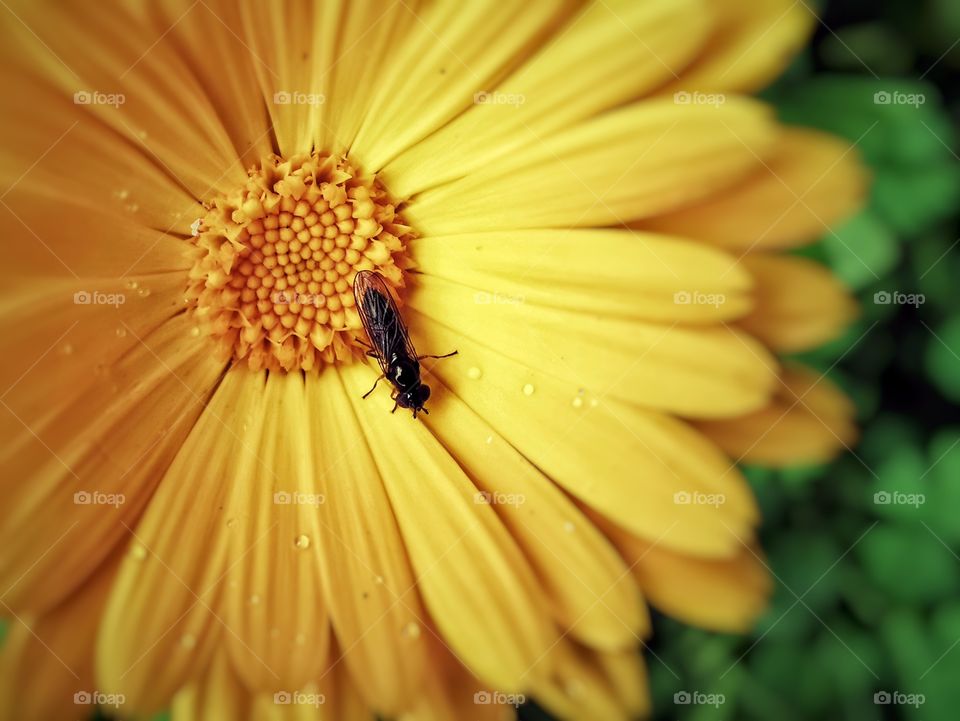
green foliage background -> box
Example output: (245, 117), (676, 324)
(643, 0), (960, 719)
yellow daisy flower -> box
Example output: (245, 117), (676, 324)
(0, 1), (864, 720)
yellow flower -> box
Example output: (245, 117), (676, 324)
(0, 1), (864, 720)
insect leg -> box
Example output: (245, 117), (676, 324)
(418, 350), (459, 360)
(362, 374), (385, 399)
(354, 336), (373, 348)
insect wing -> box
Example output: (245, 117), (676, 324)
(353, 271), (419, 373)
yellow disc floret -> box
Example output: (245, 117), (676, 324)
(186, 153), (414, 371)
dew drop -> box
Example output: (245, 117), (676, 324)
(249, 593), (261, 606)
(180, 633), (196, 649)
(60, 342), (74, 356)
(589, 398), (599, 408)
(125, 203), (140, 213)
(115, 327), (127, 339)
(190, 326), (201, 338)
(126, 280), (139, 290)
(294, 631), (307, 646)
(563, 521), (575, 534)
(522, 383), (535, 396)
(485, 436), (493, 445)
(402, 622), (421, 639)
(226, 517), (238, 529)
(116, 189), (130, 201)
(374, 575), (384, 585)
(130, 543), (147, 561)
(571, 396), (583, 408)
(294, 534), (311, 550)
(467, 366), (482, 380)
(137, 287), (151, 297)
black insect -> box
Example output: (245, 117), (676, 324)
(353, 270), (457, 417)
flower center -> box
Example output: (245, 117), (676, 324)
(186, 153), (413, 371)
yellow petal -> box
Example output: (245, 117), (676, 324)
(696, 364), (858, 467)
(661, 0), (814, 93)
(382, 0), (711, 194)
(403, 97), (778, 234)
(0, 313), (224, 614)
(400, 315), (761, 559)
(305, 368), (430, 716)
(340, 362), (558, 692)
(221, 372), (331, 692)
(737, 254), (858, 352)
(638, 127), (869, 251)
(0, 0), (246, 198)
(96, 369), (262, 713)
(351, 0), (572, 170)
(0, 555), (118, 721)
(407, 274), (777, 417)
(627, 537), (772, 632)
(412, 229), (753, 323)
(420, 381), (648, 650)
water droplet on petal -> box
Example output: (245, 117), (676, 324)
(115, 327), (127, 338)
(116, 189), (130, 201)
(60, 343), (74, 356)
(571, 396), (583, 408)
(126, 280), (139, 290)
(485, 436), (493, 445)
(137, 287), (150, 297)
(190, 325), (201, 337)
(130, 544), (147, 560)
(467, 366), (482, 380)
(374, 575), (384, 585)
(249, 593), (261, 606)
(180, 633), (196, 649)
(563, 521), (575, 534)
(226, 518), (237, 529)
(522, 383), (535, 396)
(294, 534), (311, 549)
(402, 622), (421, 639)
(589, 398), (599, 408)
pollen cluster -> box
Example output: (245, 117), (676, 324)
(186, 153), (414, 371)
